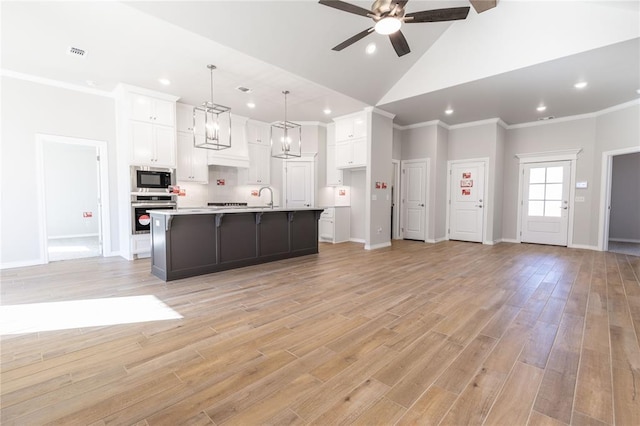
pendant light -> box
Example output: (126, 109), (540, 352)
(193, 65), (232, 150)
(270, 90), (301, 159)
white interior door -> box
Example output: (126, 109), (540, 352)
(449, 161), (485, 242)
(285, 160), (313, 208)
(521, 161), (570, 246)
(401, 161), (426, 241)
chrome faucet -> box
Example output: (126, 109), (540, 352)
(258, 186), (274, 209)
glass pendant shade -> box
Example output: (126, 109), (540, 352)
(271, 91), (301, 159)
(194, 65), (232, 150)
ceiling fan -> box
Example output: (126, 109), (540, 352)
(319, 0), (496, 57)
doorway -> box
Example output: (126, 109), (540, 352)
(36, 135), (110, 263)
(520, 161), (571, 246)
(401, 159), (428, 241)
(448, 160), (486, 243)
(600, 149), (640, 255)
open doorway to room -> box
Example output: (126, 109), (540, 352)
(37, 135), (110, 263)
(606, 151), (640, 256)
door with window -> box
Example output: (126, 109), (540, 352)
(521, 161), (570, 246)
(449, 161), (485, 243)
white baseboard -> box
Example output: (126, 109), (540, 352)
(349, 238), (365, 244)
(0, 258), (46, 269)
(426, 237), (447, 243)
(569, 243), (599, 251)
(365, 242), (392, 250)
(609, 238), (640, 244)
(501, 238), (520, 244)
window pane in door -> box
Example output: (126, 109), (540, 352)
(545, 184), (563, 200)
(528, 201), (544, 216)
(545, 201), (562, 217)
(546, 167), (563, 183)
(529, 168), (546, 184)
(529, 184), (545, 199)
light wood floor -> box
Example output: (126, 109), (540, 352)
(1, 240), (639, 425)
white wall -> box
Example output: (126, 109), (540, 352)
(366, 110), (393, 248)
(350, 170), (366, 241)
(1, 76), (118, 267)
(43, 142), (99, 237)
(609, 152), (640, 241)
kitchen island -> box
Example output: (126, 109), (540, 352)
(149, 207), (324, 281)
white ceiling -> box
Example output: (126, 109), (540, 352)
(2, 1), (639, 126)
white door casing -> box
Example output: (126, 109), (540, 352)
(521, 161), (571, 246)
(401, 160), (427, 241)
(284, 159), (314, 208)
(449, 161), (485, 243)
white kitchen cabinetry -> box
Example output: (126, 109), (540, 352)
(130, 121), (175, 166)
(131, 93), (175, 127)
(247, 142), (270, 185)
(177, 132), (208, 183)
(319, 207), (350, 243)
(207, 115), (250, 168)
(326, 139), (343, 186)
(335, 113), (366, 141)
(335, 138), (366, 169)
(246, 120), (270, 145)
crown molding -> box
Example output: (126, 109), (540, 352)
(365, 106), (395, 120)
(1, 69), (114, 98)
(448, 117), (502, 130)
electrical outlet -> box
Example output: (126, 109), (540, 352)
(377, 227), (382, 234)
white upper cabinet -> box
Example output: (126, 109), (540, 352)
(246, 120), (270, 145)
(326, 142), (343, 186)
(176, 103), (205, 135)
(176, 132), (208, 183)
(335, 112), (366, 141)
(131, 93), (175, 127)
(247, 142), (270, 185)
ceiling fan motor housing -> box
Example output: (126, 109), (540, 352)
(371, 0), (405, 19)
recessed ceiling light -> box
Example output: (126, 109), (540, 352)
(323, 108), (332, 115)
(445, 108), (454, 115)
(574, 81), (588, 89)
(537, 105), (547, 112)
(247, 102), (256, 109)
(637, 89), (640, 95)
(365, 43), (376, 55)
(158, 78), (171, 86)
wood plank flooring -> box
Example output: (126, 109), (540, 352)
(1, 240), (639, 425)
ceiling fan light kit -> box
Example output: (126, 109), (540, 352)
(319, 0), (477, 57)
(271, 91), (302, 159)
(194, 64), (232, 151)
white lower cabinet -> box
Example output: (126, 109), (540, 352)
(177, 132), (208, 183)
(131, 234), (151, 257)
(319, 207), (350, 243)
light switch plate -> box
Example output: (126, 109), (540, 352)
(372, 194), (377, 201)
(576, 181), (588, 189)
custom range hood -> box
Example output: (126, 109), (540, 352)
(205, 114), (250, 168)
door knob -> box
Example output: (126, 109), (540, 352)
(419, 204), (425, 207)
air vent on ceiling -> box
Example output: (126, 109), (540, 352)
(236, 86), (252, 93)
(538, 116), (556, 121)
(66, 46), (87, 58)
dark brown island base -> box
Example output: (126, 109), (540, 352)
(149, 208), (324, 281)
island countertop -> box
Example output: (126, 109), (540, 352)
(152, 207), (324, 215)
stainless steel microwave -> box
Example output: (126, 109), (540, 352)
(131, 166), (175, 192)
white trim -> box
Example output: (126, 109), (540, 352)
(570, 244), (599, 251)
(446, 157), (490, 244)
(501, 238), (520, 244)
(448, 118), (502, 130)
(400, 158), (430, 242)
(48, 233), (99, 240)
(365, 241), (392, 250)
(36, 134), (112, 263)
(366, 106), (396, 120)
(333, 110), (369, 122)
(114, 83), (179, 102)
(515, 149), (582, 164)
(595, 99), (640, 116)
(425, 237), (447, 243)
(507, 112), (597, 129)
(2, 69), (114, 98)
(392, 159), (401, 240)
(598, 145), (640, 251)
(297, 121), (326, 127)
(608, 238), (640, 244)
(349, 238), (365, 244)
(395, 120), (449, 131)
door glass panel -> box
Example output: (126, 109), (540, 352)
(527, 165), (566, 217)
(545, 184), (563, 200)
(529, 168), (546, 184)
(528, 200), (544, 216)
(546, 167), (563, 183)
(545, 201), (562, 217)
(529, 184), (545, 200)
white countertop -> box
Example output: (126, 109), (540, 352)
(150, 207), (325, 216)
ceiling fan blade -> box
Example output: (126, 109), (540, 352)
(318, 0), (372, 17)
(389, 30), (410, 57)
(332, 27), (374, 51)
(469, 0), (497, 14)
(405, 6), (470, 23)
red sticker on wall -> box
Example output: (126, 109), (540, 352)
(462, 172), (471, 179)
(217, 179), (225, 186)
(462, 189), (471, 196)
(83, 212), (93, 218)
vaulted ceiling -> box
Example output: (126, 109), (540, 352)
(2, 1), (639, 126)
